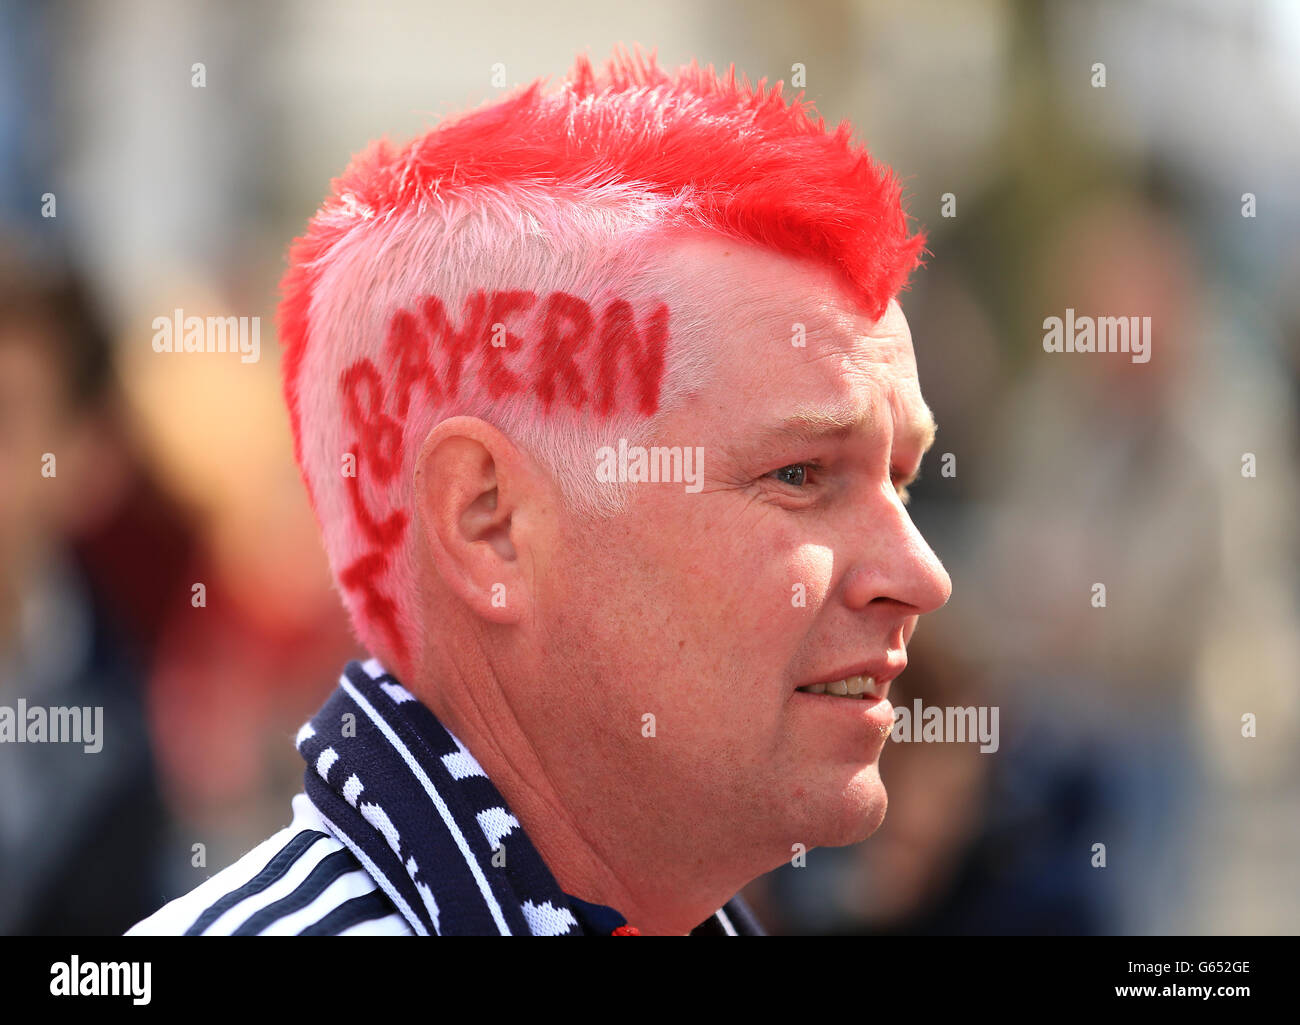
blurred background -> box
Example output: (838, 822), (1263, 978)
(1, 0), (1296, 935)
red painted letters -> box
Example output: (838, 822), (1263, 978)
(533, 292), (592, 411)
(596, 299), (669, 416)
(334, 289), (670, 657)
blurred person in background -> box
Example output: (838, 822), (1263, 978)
(0, 245), (170, 934)
(953, 189), (1224, 931)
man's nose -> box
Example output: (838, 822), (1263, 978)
(843, 492), (952, 615)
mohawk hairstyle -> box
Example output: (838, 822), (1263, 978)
(278, 48), (926, 680)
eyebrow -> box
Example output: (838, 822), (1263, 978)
(748, 401), (938, 458)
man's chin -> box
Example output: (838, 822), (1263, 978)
(805, 768), (888, 849)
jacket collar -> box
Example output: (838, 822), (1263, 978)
(297, 658), (644, 934)
(296, 658), (761, 935)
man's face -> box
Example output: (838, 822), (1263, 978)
(523, 237), (951, 875)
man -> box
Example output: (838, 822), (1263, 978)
(128, 50), (951, 936)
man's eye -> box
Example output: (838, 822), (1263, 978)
(769, 463), (816, 487)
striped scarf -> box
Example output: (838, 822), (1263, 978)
(295, 659), (762, 936)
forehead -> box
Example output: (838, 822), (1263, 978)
(648, 236), (931, 443)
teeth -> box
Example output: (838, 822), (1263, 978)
(797, 675), (886, 700)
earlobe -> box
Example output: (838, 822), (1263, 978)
(413, 417), (534, 625)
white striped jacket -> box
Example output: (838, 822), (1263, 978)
(127, 793), (414, 936)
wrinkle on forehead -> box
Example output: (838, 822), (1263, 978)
(644, 236), (927, 434)
(777, 299), (924, 417)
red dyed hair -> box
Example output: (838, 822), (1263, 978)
(277, 49), (926, 676)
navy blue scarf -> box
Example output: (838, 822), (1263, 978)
(295, 659), (762, 935)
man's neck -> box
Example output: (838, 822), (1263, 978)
(410, 664), (739, 936)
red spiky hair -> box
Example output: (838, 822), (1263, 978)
(280, 47), (926, 490)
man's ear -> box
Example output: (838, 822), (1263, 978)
(413, 416), (548, 625)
